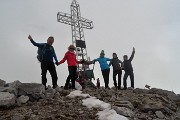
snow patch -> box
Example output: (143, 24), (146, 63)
(68, 90), (128, 120)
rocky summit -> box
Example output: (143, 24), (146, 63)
(0, 79), (180, 120)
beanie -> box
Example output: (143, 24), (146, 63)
(100, 50), (105, 55)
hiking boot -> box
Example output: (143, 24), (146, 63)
(53, 85), (57, 89)
(105, 86), (110, 89)
(64, 86), (69, 90)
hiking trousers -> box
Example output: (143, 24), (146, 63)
(113, 69), (122, 89)
(65, 66), (77, 89)
(101, 69), (110, 88)
(123, 71), (134, 89)
(41, 61), (58, 88)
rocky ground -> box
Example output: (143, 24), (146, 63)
(0, 79), (180, 120)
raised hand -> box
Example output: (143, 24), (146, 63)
(133, 47), (135, 52)
(28, 35), (33, 40)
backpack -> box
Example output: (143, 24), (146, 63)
(37, 44), (46, 62)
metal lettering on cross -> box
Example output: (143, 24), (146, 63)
(57, 0), (94, 80)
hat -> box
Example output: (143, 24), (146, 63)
(68, 45), (76, 50)
(100, 50), (105, 55)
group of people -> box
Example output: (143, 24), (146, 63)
(91, 48), (135, 90)
(28, 35), (135, 90)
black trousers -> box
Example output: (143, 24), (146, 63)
(65, 66), (77, 89)
(102, 69), (110, 88)
(41, 61), (58, 87)
(123, 71), (134, 89)
(113, 70), (122, 88)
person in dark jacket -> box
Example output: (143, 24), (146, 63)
(58, 45), (83, 90)
(122, 47), (135, 90)
(28, 35), (59, 89)
(109, 53), (123, 90)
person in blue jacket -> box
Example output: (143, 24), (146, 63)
(28, 35), (58, 89)
(92, 50), (111, 89)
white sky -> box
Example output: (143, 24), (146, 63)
(0, 0), (180, 93)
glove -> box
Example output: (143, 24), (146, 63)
(81, 59), (85, 64)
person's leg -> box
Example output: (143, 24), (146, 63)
(106, 69), (110, 88)
(129, 71), (134, 88)
(113, 70), (118, 88)
(123, 72), (129, 89)
(64, 66), (73, 89)
(117, 70), (122, 90)
(48, 62), (58, 89)
(71, 66), (77, 89)
(102, 69), (110, 89)
(101, 70), (107, 88)
(41, 61), (48, 89)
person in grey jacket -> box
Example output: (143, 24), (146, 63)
(109, 53), (123, 90)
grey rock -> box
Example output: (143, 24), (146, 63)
(2, 80), (22, 96)
(115, 101), (134, 110)
(11, 114), (25, 120)
(18, 83), (45, 101)
(133, 88), (148, 94)
(148, 88), (179, 101)
(0, 92), (16, 107)
(0, 79), (6, 87)
(155, 111), (165, 119)
(112, 106), (135, 117)
(17, 95), (29, 104)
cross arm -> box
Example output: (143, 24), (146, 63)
(57, 12), (73, 26)
(57, 12), (93, 29)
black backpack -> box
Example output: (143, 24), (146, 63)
(37, 44), (46, 62)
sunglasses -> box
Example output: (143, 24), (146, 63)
(70, 48), (75, 50)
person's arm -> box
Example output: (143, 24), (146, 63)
(118, 59), (123, 64)
(28, 35), (44, 48)
(129, 47), (135, 61)
(58, 52), (67, 65)
(93, 58), (99, 63)
(109, 60), (112, 66)
(52, 47), (58, 63)
(106, 58), (112, 61)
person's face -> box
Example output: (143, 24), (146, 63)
(113, 54), (117, 58)
(47, 37), (54, 45)
(123, 56), (128, 60)
(100, 54), (104, 57)
(69, 47), (75, 52)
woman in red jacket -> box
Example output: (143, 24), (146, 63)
(58, 45), (82, 89)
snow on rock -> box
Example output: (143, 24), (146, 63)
(68, 90), (128, 120)
(97, 108), (128, 120)
(82, 97), (111, 110)
(67, 90), (90, 98)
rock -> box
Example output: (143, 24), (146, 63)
(155, 111), (165, 119)
(112, 106), (135, 117)
(83, 79), (96, 89)
(2, 80), (22, 96)
(148, 88), (179, 101)
(0, 92), (16, 107)
(133, 88), (148, 94)
(17, 83), (45, 101)
(11, 114), (25, 120)
(0, 79), (6, 87)
(45, 86), (56, 98)
(17, 95), (29, 104)
(114, 101), (134, 110)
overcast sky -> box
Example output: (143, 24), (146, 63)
(0, 0), (180, 94)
